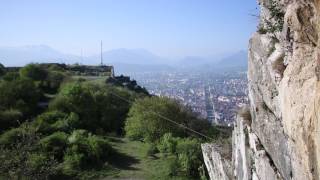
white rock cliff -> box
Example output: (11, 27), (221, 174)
(202, 0), (320, 179)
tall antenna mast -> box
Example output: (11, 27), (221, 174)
(81, 48), (83, 64)
(100, 40), (103, 66)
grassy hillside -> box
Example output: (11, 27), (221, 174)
(0, 63), (229, 180)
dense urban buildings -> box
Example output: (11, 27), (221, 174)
(129, 70), (248, 126)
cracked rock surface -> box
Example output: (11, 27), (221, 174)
(202, 0), (320, 179)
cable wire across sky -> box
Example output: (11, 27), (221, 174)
(107, 81), (215, 141)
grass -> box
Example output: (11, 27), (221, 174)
(84, 136), (191, 180)
(72, 75), (109, 84)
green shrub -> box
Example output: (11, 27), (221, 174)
(0, 63), (5, 77)
(50, 82), (136, 134)
(259, 0), (284, 34)
(27, 153), (53, 172)
(258, 26), (268, 34)
(61, 153), (84, 176)
(157, 133), (179, 154)
(198, 164), (208, 180)
(0, 78), (41, 117)
(20, 64), (47, 81)
(154, 134), (205, 178)
(65, 112), (80, 129)
(125, 97), (195, 142)
(34, 111), (67, 133)
(96, 88), (133, 134)
(168, 157), (180, 176)
(176, 138), (202, 176)
(2, 72), (20, 81)
(49, 95), (70, 112)
(49, 83), (100, 131)
(43, 70), (66, 93)
(268, 0), (284, 32)
(51, 120), (69, 132)
(34, 111), (80, 134)
(146, 143), (159, 157)
(40, 132), (68, 160)
(0, 109), (23, 131)
(67, 129), (88, 144)
(0, 127), (25, 145)
(0, 125), (57, 179)
(36, 111), (67, 124)
(66, 130), (111, 167)
(86, 134), (111, 161)
(177, 153), (191, 173)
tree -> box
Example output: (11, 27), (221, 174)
(42, 71), (66, 93)
(0, 78), (41, 118)
(106, 75), (149, 95)
(49, 82), (137, 134)
(2, 72), (20, 81)
(0, 63), (5, 76)
(0, 109), (23, 132)
(94, 86), (134, 134)
(125, 97), (194, 142)
(49, 82), (99, 131)
(20, 64), (47, 81)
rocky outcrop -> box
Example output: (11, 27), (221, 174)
(232, 111), (282, 180)
(232, 113), (251, 180)
(202, 144), (232, 180)
(202, 0), (320, 179)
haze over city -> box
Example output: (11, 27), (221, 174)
(0, 0), (258, 64)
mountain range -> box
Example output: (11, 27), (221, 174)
(0, 45), (247, 72)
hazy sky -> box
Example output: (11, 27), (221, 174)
(0, 0), (258, 58)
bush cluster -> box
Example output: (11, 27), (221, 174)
(0, 126), (112, 179)
(149, 133), (204, 177)
(50, 82), (140, 134)
(125, 96), (212, 142)
(0, 63), (146, 179)
(20, 63), (68, 93)
(124, 96), (226, 178)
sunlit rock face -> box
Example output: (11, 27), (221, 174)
(202, 144), (232, 180)
(203, 0), (320, 179)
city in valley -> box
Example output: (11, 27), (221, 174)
(128, 69), (248, 126)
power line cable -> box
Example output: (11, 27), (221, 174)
(108, 87), (215, 141)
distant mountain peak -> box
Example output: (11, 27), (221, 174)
(0, 45), (80, 66)
(217, 50), (247, 68)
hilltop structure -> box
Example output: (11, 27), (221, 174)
(68, 64), (114, 77)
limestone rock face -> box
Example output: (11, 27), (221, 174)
(232, 114), (282, 180)
(202, 144), (232, 180)
(202, 0), (320, 179)
(232, 115), (251, 180)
